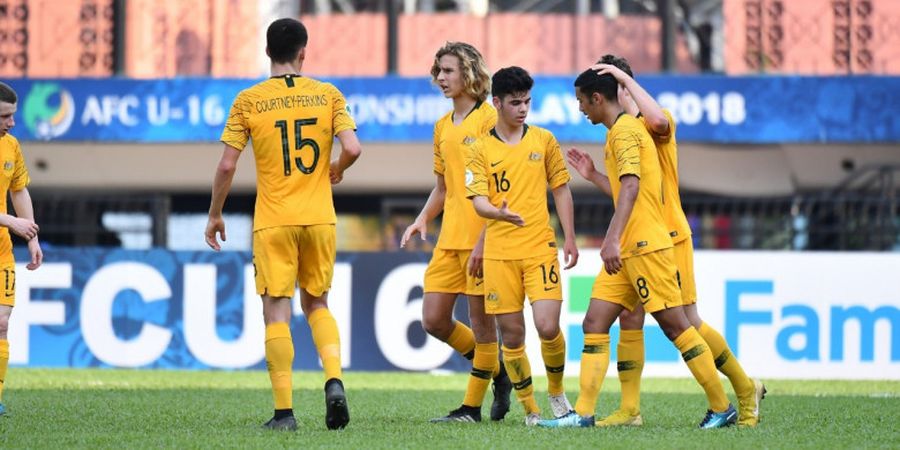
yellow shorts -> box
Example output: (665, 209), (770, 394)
(423, 248), (483, 296)
(590, 248), (681, 314)
(483, 253), (563, 315)
(252, 224), (335, 298)
(0, 263), (14, 307)
(673, 239), (697, 305)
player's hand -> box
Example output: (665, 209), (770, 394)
(566, 148), (597, 180)
(205, 215), (226, 251)
(590, 63), (629, 82)
(8, 216), (39, 241)
(498, 200), (525, 227)
(562, 238), (579, 269)
(468, 235), (485, 278)
(26, 237), (42, 270)
(329, 164), (344, 185)
(400, 219), (427, 248)
(600, 238), (622, 274)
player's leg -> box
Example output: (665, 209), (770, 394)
(597, 303), (645, 426)
(639, 249), (735, 428)
(0, 303), (11, 416)
(423, 250), (475, 358)
(676, 240), (763, 426)
(254, 227), (300, 431)
(524, 254), (570, 418)
(298, 224), (349, 430)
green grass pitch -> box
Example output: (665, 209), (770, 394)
(0, 369), (897, 449)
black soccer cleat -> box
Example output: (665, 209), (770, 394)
(490, 366), (512, 421)
(262, 415), (298, 431)
(430, 405), (482, 423)
(325, 378), (350, 430)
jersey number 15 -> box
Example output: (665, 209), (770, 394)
(275, 118), (319, 176)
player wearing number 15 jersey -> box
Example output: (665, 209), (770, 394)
(466, 67), (579, 426)
(205, 18), (362, 432)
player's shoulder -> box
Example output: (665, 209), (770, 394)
(1, 133), (19, 146)
(524, 124), (557, 142)
(434, 110), (454, 130)
(611, 114), (651, 139)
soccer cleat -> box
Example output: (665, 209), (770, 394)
(0, 403), (6, 416)
(490, 369), (512, 421)
(548, 393), (574, 419)
(430, 405), (482, 423)
(738, 379), (767, 427)
(596, 409), (643, 427)
(324, 378), (350, 430)
(698, 404), (737, 429)
(262, 415), (297, 431)
(524, 412), (543, 427)
(537, 411), (594, 428)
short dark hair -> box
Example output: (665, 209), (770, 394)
(597, 54), (633, 78)
(574, 68), (618, 101)
(266, 18), (308, 64)
(0, 82), (16, 104)
(491, 66), (533, 98)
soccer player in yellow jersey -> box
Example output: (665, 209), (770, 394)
(578, 56), (766, 428)
(0, 81), (42, 417)
(400, 42), (512, 423)
(205, 18), (361, 431)
(538, 65), (736, 429)
(465, 66), (579, 426)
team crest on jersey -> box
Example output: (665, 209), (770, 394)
(463, 136), (476, 145)
(529, 152), (542, 161)
(487, 291), (499, 302)
(3, 161), (12, 171)
(465, 169), (474, 186)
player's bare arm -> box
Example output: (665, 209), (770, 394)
(205, 144), (242, 251)
(467, 226), (486, 278)
(330, 129), (362, 185)
(471, 196), (525, 227)
(551, 184), (579, 269)
(566, 147), (612, 196)
(601, 174), (639, 275)
(400, 174), (447, 247)
(9, 187), (41, 270)
(592, 63), (668, 135)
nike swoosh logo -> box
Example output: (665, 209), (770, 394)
(544, 287), (555, 291)
(475, 280), (483, 286)
(490, 160), (503, 167)
(641, 298), (650, 305)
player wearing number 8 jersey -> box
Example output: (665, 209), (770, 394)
(466, 67), (579, 426)
(206, 18), (362, 432)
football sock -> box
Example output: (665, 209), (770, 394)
(273, 408), (293, 420)
(447, 321), (476, 360)
(463, 342), (498, 407)
(574, 333), (610, 417)
(308, 308), (342, 380)
(617, 330), (644, 414)
(540, 331), (567, 396)
(501, 345), (539, 414)
(698, 322), (753, 398)
(265, 323), (294, 410)
(0, 340), (8, 401)
(674, 326), (729, 412)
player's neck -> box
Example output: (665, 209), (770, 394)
(494, 120), (524, 145)
(602, 105), (626, 129)
(270, 62), (301, 78)
(451, 96), (477, 123)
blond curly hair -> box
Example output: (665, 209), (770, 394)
(430, 42), (491, 102)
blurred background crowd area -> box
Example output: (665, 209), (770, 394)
(2, 0), (898, 253)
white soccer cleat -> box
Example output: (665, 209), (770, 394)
(549, 393), (574, 418)
(525, 412), (542, 427)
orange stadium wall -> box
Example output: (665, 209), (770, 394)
(724, 0), (900, 74)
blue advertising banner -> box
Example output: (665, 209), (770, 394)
(5, 76), (898, 144)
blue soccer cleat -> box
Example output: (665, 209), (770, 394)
(537, 411), (594, 428)
(699, 404), (737, 429)
(0, 403), (5, 416)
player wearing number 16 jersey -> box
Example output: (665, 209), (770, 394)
(205, 18), (362, 432)
(466, 67), (579, 426)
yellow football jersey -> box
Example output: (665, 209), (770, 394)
(641, 109), (691, 244)
(433, 101), (495, 250)
(0, 134), (30, 264)
(604, 113), (672, 258)
(221, 75), (356, 231)
(465, 125), (570, 260)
